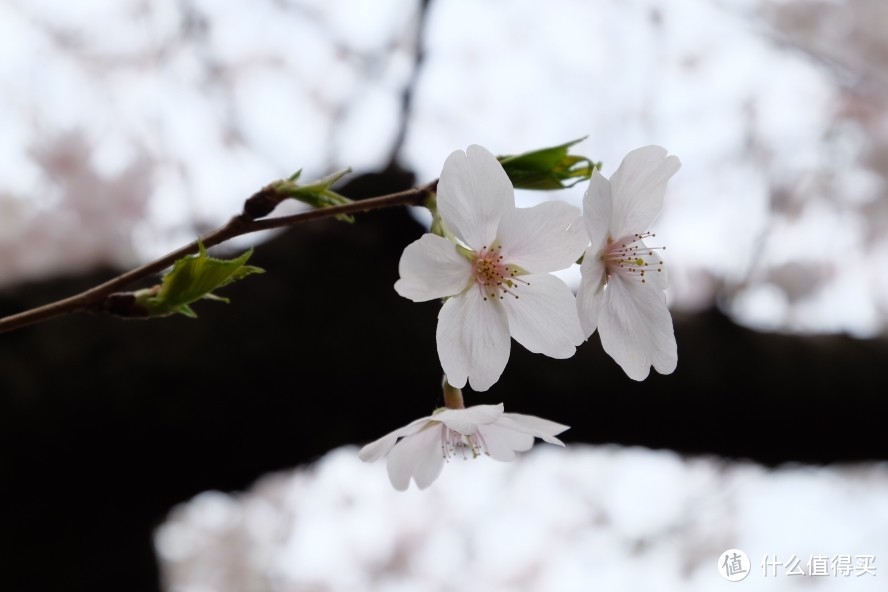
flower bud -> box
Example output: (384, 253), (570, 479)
(498, 137), (600, 190)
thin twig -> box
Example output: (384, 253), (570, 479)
(386, 0), (431, 168)
(0, 180), (437, 334)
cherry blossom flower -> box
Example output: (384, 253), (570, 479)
(395, 145), (588, 391)
(358, 403), (569, 491)
(576, 146), (681, 380)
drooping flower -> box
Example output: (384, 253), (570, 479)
(576, 146), (681, 380)
(395, 145), (588, 392)
(358, 403), (569, 491)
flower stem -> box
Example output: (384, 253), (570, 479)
(0, 180), (438, 334)
(441, 377), (465, 409)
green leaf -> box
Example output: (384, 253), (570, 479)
(138, 241), (265, 318)
(270, 167), (355, 222)
(498, 137), (601, 190)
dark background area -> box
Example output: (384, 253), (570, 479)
(1, 172), (886, 592)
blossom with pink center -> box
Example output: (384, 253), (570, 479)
(395, 145), (588, 391)
(576, 146), (681, 380)
(358, 403), (569, 491)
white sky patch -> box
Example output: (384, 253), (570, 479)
(335, 85), (401, 169)
(730, 284), (790, 333)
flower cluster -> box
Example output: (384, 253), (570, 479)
(362, 143), (681, 490)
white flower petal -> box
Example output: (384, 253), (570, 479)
(386, 423), (444, 491)
(609, 145), (681, 238)
(436, 403), (504, 435)
(501, 274), (583, 359)
(436, 287), (510, 392)
(496, 201), (587, 273)
(582, 170), (613, 249)
(358, 416), (432, 462)
(437, 145), (515, 251)
(478, 423), (534, 461)
(498, 413), (569, 445)
(394, 234), (472, 302)
(410, 431), (449, 490)
(598, 276), (677, 380)
(576, 247), (606, 338)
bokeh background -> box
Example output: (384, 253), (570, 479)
(1, 0), (887, 591)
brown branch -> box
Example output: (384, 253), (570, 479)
(0, 180), (437, 334)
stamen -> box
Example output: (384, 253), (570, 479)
(602, 231), (666, 285)
(471, 244), (525, 302)
(440, 426), (490, 461)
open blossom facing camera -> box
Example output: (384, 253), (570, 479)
(395, 145), (588, 391)
(358, 403), (569, 491)
(576, 146), (680, 380)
